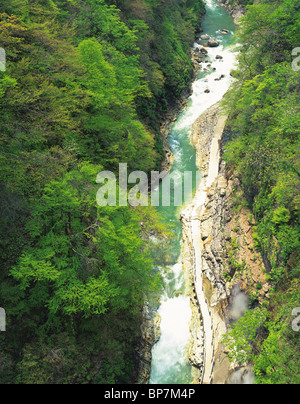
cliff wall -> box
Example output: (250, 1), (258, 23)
(183, 102), (270, 383)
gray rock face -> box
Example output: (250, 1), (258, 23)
(181, 103), (230, 383)
(198, 165), (230, 304)
(135, 303), (161, 384)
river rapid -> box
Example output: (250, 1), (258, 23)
(149, 0), (237, 385)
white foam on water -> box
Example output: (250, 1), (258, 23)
(175, 45), (237, 131)
(149, 294), (192, 384)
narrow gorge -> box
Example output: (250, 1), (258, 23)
(136, 0), (252, 385)
(137, 0), (273, 385)
(1, 0), (298, 386)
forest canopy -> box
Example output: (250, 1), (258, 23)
(0, 0), (205, 383)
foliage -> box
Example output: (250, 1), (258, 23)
(223, 11), (300, 282)
(222, 307), (268, 364)
(254, 280), (300, 384)
(0, 0), (205, 383)
(222, 0), (300, 384)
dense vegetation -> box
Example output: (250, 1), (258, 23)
(227, 0), (254, 6)
(0, 0), (205, 383)
(222, 0), (300, 384)
(1, 0), (298, 386)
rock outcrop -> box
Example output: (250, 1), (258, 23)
(182, 102), (270, 384)
(181, 102), (229, 383)
(215, 0), (245, 25)
(134, 303), (161, 384)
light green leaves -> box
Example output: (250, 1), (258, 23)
(222, 307), (268, 364)
(11, 255), (61, 290)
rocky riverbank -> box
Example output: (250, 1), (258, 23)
(215, 0), (245, 25)
(181, 101), (271, 384)
(181, 102), (229, 383)
(134, 303), (162, 384)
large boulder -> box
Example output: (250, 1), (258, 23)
(199, 48), (208, 55)
(208, 39), (219, 47)
(200, 34), (210, 40)
(193, 54), (203, 64)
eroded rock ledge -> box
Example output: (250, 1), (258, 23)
(181, 102), (230, 383)
(182, 102), (270, 384)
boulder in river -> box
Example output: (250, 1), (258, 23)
(216, 55), (223, 60)
(194, 55), (203, 64)
(221, 29), (230, 35)
(208, 39), (219, 47)
(200, 34), (210, 40)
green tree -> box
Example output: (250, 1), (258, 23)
(222, 307), (268, 364)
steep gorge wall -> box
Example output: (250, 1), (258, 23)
(182, 102), (271, 383)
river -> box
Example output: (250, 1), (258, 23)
(149, 0), (237, 385)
